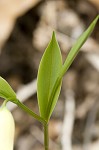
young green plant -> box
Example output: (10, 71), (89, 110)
(0, 15), (98, 150)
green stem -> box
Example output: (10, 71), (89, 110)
(44, 123), (49, 150)
(15, 100), (49, 149)
(1, 99), (8, 108)
(15, 100), (46, 125)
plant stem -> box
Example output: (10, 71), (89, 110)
(16, 100), (46, 125)
(16, 100), (49, 150)
(44, 123), (49, 150)
(1, 99), (8, 108)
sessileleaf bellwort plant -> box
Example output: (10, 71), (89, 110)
(0, 15), (98, 150)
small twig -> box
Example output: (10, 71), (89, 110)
(86, 53), (99, 72)
(61, 89), (75, 150)
(76, 95), (95, 119)
(56, 31), (99, 53)
(83, 98), (99, 150)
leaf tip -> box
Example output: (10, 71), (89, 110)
(93, 15), (99, 25)
(52, 31), (56, 40)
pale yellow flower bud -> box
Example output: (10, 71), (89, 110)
(0, 105), (15, 150)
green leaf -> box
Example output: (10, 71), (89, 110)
(0, 76), (17, 102)
(45, 15), (99, 121)
(37, 31), (62, 120)
(60, 15), (99, 78)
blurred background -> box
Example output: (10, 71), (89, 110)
(0, 0), (99, 150)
